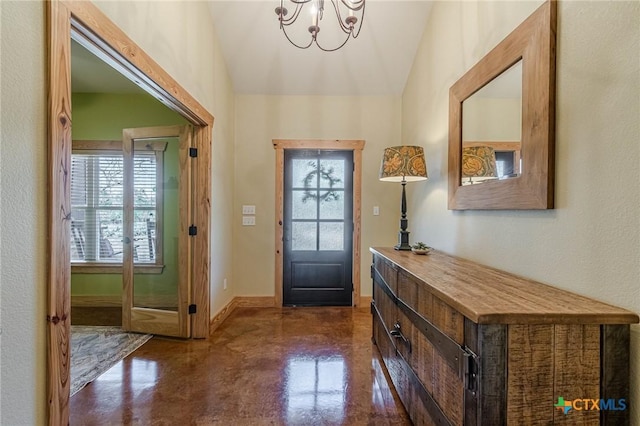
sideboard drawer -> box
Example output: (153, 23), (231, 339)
(374, 255), (398, 294)
(398, 270), (464, 345)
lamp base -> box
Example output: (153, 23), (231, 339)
(394, 230), (412, 251)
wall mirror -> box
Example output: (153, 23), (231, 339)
(448, 0), (556, 209)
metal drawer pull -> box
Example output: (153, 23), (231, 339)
(390, 322), (411, 353)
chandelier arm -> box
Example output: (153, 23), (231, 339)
(314, 32), (352, 52)
(281, 26), (315, 49)
(329, 0), (365, 35)
(280, 2), (305, 26)
(340, 0), (364, 12)
(350, 0), (365, 38)
(328, 0), (351, 34)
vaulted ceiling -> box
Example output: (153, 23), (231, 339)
(71, 1), (434, 97)
(208, 1), (433, 96)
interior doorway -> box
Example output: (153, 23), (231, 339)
(48, 1), (213, 423)
(69, 37), (193, 333)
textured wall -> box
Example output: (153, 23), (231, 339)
(402, 0), (640, 422)
(233, 95), (402, 298)
(0, 2), (47, 424)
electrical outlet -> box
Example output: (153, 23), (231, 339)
(373, 206), (380, 216)
(223, 278), (227, 290)
(242, 205), (256, 215)
(242, 216), (256, 226)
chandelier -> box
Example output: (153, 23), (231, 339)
(275, 0), (365, 52)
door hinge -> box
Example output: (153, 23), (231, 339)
(188, 304), (197, 314)
(189, 147), (198, 158)
(189, 225), (197, 236)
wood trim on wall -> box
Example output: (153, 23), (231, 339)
(71, 294), (180, 309)
(235, 296), (277, 308)
(71, 295), (121, 307)
(47, 1), (213, 424)
(209, 298), (238, 335)
(47, 3), (72, 424)
(359, 296), (372, 309)
(208, 296), (277, 334)
(272, 139), (365, 308)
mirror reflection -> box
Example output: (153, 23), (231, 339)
(461, 60), (522, 185)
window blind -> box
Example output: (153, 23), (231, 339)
(133, 150), (157, 263)
(70, 150), (157, 264)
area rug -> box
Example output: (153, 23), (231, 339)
(71, 326), (152, 397)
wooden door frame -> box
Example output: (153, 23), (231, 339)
(273, 139), (365, 308)
(47, 1), (212, 424)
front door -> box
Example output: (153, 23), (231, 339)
(283, 150), (354, 306)
(122, 125), (192, 337)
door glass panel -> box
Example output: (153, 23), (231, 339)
(292, 190), (318, 220)
(319, 193), (344, 220)
(133, 137), (178, 311)
(319, 223), (344, 251)
(292, 222), (317, 251)
(319, 159), (345, 189)
(292, 159), (317, 188)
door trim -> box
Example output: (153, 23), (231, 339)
(47, 1), (212, 424)
(273, 139), (365, 307)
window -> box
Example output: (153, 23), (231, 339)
(71, 140), (166, 273)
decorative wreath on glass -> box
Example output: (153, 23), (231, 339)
(302, 161), (342, 203)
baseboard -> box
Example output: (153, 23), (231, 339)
(358, 296), (372, 309)
(235, 296), (276, 308)
(71, 294), (178, 309)
(208, 296), (277, 335)
(209, 298), (238, 335)
(72, 295), (121, 307)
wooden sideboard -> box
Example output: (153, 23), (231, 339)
(370, 247), (638, 426)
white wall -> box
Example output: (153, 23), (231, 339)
(0, 2), (47, 424)
(0, 1), (235, 423)
(233, 95), (402, 299)
(403, 0), (640, 422)
(93, 1), (237, 318)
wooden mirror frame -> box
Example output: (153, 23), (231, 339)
(448, 0), (556, 210)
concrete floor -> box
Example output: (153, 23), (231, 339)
(70, 307), (411, 425)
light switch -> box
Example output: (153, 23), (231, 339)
(373, 206), (380, 216)
(242, 205), (256, 215)
(242, 216), (256, 226)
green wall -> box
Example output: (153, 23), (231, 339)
(71, 92), (187, 303)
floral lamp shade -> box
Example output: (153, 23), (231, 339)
(379, 146), (428, 182)
(462, 146), (497, 180)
